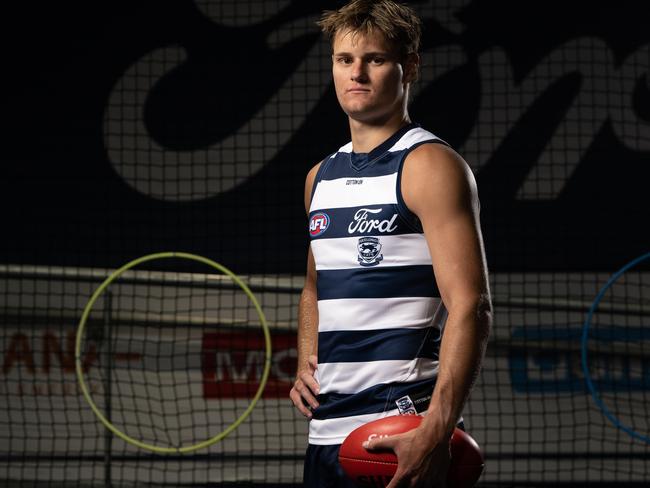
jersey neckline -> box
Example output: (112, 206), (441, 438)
(349, 122), (420, 171)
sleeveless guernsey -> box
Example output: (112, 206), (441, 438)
(307, 123), (448, 445)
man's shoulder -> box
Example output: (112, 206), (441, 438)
(406, 141), (469, 176)
(401, 142), (476, 210)
(388, 125), (447, 153)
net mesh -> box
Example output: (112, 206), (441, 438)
(583, 258), (650, 451)
(2, 0), (650, 486)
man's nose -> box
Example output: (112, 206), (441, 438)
(350, 60), (368, 82)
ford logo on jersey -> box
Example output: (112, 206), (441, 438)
(357, 237), (383, 266)
(309, 212), (330, 237)
(348, 208), (398, 234)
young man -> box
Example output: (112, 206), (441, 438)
(289, 1), (492, 487)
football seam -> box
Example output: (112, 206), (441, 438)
(339, 456), (398, 466)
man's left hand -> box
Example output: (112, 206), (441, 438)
(363, 423), (451, 488)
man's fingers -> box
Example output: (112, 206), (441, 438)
(288, 361), (320, 418)
(290, 376), (320, 411)
(363, 434), (398, 451)
(299, 370), (320, 397)
(384, 468), (407, 488)
(299, 383), (320, 409)
(289, 388), (313, 418)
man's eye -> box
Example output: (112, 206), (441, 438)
(370, 57), (385, 65)
(336, 57), (352, 64)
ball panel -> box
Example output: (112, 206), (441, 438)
(450, 428), (484, 465)
(337, 457), (398, 478)
(338, 415), (422, 465)
(339, 415), (485, 488)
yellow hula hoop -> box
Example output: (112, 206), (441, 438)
(75, 252), (272, 454)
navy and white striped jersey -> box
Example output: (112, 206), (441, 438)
(307, 123), (448, 445)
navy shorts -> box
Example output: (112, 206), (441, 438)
(303, 444), (358, 488)
(302, 422), (466, 487)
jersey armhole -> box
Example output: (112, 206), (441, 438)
(395, 140), (450, 233)
(308, 154), (336, 209)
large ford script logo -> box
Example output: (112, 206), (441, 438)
(348, 208), (398, 234)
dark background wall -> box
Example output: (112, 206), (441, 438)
(3, 0), (649, 274)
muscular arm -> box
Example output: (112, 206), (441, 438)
(407, 144), (492, 440)
(365, 144), (492, 487)
(290, 163), (322, 418)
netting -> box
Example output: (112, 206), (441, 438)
(582, 253), (650, 448)
(0, 264), (304, 486)
(2, 0), (650, 486)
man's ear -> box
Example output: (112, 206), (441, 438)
(403, 52), (420, 84)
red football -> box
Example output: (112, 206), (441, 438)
(338, 415), (484, 487)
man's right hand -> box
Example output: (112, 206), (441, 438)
(289, 354), (320, 418)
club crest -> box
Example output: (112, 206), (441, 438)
(357, 237), (383, 266)
(395, 395), (417, 415)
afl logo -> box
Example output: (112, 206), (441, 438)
(309, 213), (330, 237)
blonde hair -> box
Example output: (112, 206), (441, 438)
(317, 0), (422, 60)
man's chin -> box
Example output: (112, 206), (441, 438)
(345, 110), (394, 126)
(343, 106), (381, 121)
(343, 104), (372, 116)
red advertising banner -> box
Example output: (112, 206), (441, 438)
(202, 331), (297, 399)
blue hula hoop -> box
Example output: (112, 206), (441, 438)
(581, 251), (650, 444)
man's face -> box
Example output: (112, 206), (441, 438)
(331, 30), (410, 124)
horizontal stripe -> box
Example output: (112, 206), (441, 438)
(318, 297), (445, 332)
(313, 377), (437, 421)
(387, 128), (442, 152)
(308, 375), (440, 444)
(309, 415), (464, 445)
(318, 328), (440, 364)
(309, 409), (401, 445)
(309, 412), (463, 445)
(316, 266), (439, 300)
(317, 358), (438, 395)
(310, 173), (398, 211)
(311, 234), (432, 270)
(308, 205), (413, 240)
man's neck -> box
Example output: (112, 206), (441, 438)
(348, 112), (412, 154)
